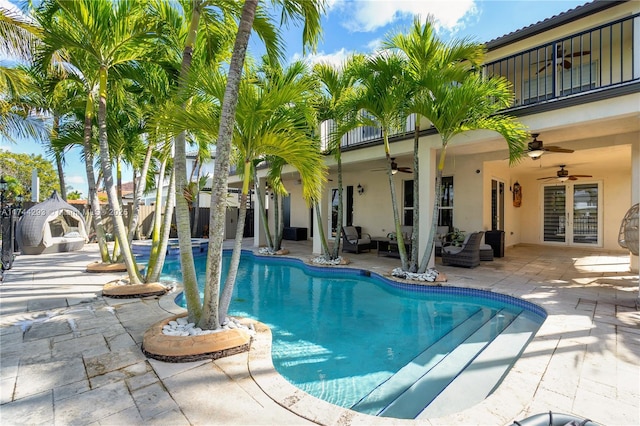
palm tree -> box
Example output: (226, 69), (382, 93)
(170, 57), (325, 324)
(350, 52), (415, 270)
(201, 0), (325, 330)
(0, 5), (47, 143)
(382, 18), (527, 273)
(313, 58), (360, 260)
(218, 59), (324, 322)
(412, 73), (528, 273)
(39, 0), (161, 285)
(384, 17), (486, 272)
(163, 0), (324, 329)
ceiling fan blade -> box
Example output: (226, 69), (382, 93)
(537, 176), (557, 180)
(397, 169), (413, 174)
(545, 146), (574, 153)
(569, 176), (578, 181)
(570, 174), (592, 178)
(538, 62), (551, 73)
(563, 59), (572, 69)
(565, 50), (590, 58)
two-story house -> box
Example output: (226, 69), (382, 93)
(238, 0), (639, 271)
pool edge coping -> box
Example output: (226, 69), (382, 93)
(156, 248), (549, 424)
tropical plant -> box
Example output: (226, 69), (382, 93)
(162, 0), (324, 330)
(199, 0), (325, 330)
(349, 52), (415, 271)
(37, 0), (161, 284)
(0, 5), (47, 143)
(410, 66), (528, 274)
(0, 150), (59, 200)
(378, 17), (528, 274)
(384, 17), (485, 272)
(313, 57), (360, 260)
(169, 56), (325, 325)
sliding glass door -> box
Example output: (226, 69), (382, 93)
(542, 182), (601, 246)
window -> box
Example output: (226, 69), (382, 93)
(439, 176), (454, 228)
(403, 180), (413, 225)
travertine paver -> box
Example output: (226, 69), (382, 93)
(54, 381), (136, 425)
(0, 242), (638, 426)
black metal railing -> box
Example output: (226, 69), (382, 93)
(320, 113), (417, 152)
(320, 15), (638, 151)
(484, 14), (638, 107)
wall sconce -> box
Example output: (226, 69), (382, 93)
(512, 181), (522, 207)
(357, 183), (364, 195)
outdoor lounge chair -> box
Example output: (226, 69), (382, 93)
(342, 226), (373, 254)
(441, 231), (484, 268)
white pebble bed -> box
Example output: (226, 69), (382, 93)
(391, 267), (440, 282)
(310, 255), (345, 266)
(162, 316), (256, 336)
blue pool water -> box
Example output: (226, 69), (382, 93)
(166, 251), (545, 419)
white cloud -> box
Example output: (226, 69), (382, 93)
(66, 175), (86, 185)
(291, 48), (354, 68)
(339, 0), (478, 33)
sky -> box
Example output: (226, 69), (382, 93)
(0, 0), (591, 198)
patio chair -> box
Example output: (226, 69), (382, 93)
(342, 226), (373, 254)
(434, 226), (449, 256)
(441, 231), (484, 268)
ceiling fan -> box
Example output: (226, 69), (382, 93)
(537, 165), (592, 182)
(526, 133), (574, 159)
(372, 158), (412, 174)
(538, 44), (591, 73)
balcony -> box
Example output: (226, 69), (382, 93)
(322, 14), (639, 152)
(484, 14), (639, 111)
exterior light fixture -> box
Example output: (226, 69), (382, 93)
(527, 149), (545, 159)
(357, 183), (364, 195)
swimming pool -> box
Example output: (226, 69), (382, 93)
(167, 251), (545, 419)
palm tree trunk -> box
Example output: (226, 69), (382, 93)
(97, 66), (142, 284)
(273, 192), (280, 250)
(331, 151), (343, 259)
(175, 6), (204, 324)
(128, 142), (153, 243)
(199, 0), (258, 330)
(314, 202), (330, 256)
(418, 145), (447, 273)
(52, 114), (67, 200)
(409, 123), (420, 272)
(146, 157), (167, 276)
(191, 161), (201, 237)
(383, 130), (408, 270)
(253, 171), (274, 249)
(82, 94), (110, 263)
(218, 166), (250, 323)
(147, 163), (175, 283)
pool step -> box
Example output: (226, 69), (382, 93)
(378, 309), (518, 419)
(415, 310), (540, 419)
(351, 308), (510, 416)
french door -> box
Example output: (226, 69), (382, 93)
(542, 182), (601, 246)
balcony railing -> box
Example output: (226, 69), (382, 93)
(320, 113), (417, 152)
(322, 14), (639, 151)
(484, 14), (639, 108)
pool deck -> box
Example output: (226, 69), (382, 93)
(0, 240), (638, 425)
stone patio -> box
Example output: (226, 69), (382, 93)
(0, 241), (638, 425)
